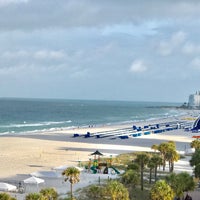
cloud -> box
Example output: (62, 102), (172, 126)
(158, 41), (172, 56)
(0, 0), (28, 7)
(171, 31), (186, 45)
(0, 49), (68, 74)
(182, 42), (200, 54)
(34, 50), (65, 60)
(2, 50), (28, 58)
(190, 57), (200, 70)
(130, 60), (147, 73)
(0, 1), (199, 102)
(1, 49), (66, 60)
(158, 31), (186, 56)
(0, 0), (200, 30)
(102, 22), (158, 37)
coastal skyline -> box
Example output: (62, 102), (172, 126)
(0, 1), (200, 103)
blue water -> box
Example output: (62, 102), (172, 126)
(0, 98), (184, 135)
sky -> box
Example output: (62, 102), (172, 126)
(0, 0), (200, 103)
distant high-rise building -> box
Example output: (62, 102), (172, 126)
(188, 91), (200, 108)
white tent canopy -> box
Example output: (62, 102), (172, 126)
(0, 182), (17, 191)
(23, 176), (45, 184)
(23, 176), (45, 193)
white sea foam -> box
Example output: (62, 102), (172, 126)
(0, 125), (77, 135)
(0, 120), (72, 128)
(0, 99), (188, 136)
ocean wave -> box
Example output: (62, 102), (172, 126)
(0, 102), (186, 136)
(0, 120), (72, 128)
(0, 125), (77, 135)
(0, 131), (15, 135)
(0, 111), (186, 136)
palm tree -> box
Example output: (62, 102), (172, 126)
(121, 169), (140, 188)
(151, 154), (162, 182)
(25, 193), (41, 200)
(62, 167), (80, 199)
(135, 153), (149, 190)
(158, 141), (177, 171)
(151, 144), (159, 152)
(176, 172), (195, 195)
(84, 185), (104, 200)
(166, 172), (195, 199)
(0, 193), (17, 200)
(127, 163), (139, 171)
(191, 139), (200, 151)
(78, 181), (129, 200)
(104, 180), (130, 200)
(148, 159), (155, 184)
(40, 188), (58, 200)
(194, 163), (200, 180)
(150, 180), (174, 200)
(190, 149), (200, 166)
(158, 142), (169, 171)
(168, 141), (176, 148)
(166, 149), (180, 172)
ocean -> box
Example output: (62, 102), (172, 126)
(0, 98), (185, 135)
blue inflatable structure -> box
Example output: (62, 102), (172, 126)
(192, 116), (200, 132)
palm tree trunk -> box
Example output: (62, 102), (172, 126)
(141, 167), (144, 190)
(70, 183), (73, 199)
(154, 166), (157, 182)
(149, 169), (152, 184)
(163, 159), (166, 171)
(171, 161), (174, 172)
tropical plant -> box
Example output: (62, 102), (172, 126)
(190, 149), (200, 166)
(62, 167), (80, 199)
(121, 169), (140, 188)
(77, 181), (129, 200)
(25, 193), (41, 200)
(158, 142), (169, 171)
(83, 185), (104, 200)
(168, 141), (176, 148)
(150, 154), (162, 181)
(127, 163), (139, 171)
(0, 193), (17, 200)
(194, 163), (200, 179)
(165, 149), (180, 172)
(191, 139), (200, 151)
(158, 141), (178, 172)
(178, 172), (195, 193)
(148, 159), (155, 184)
(151, 144), (159, 152)
(150, 180), (174, 200)
(165, 172), (195, 198)
(103, 180), (130, 200)
(134, 152), (149, 190)
(40, 188), (58, 200)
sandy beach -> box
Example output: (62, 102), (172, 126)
(0, 115), (200, 199)
(0, 116), (198, 179)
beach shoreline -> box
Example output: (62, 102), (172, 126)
(0, 113), (200, 200)
(0, 114), (198, 181)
